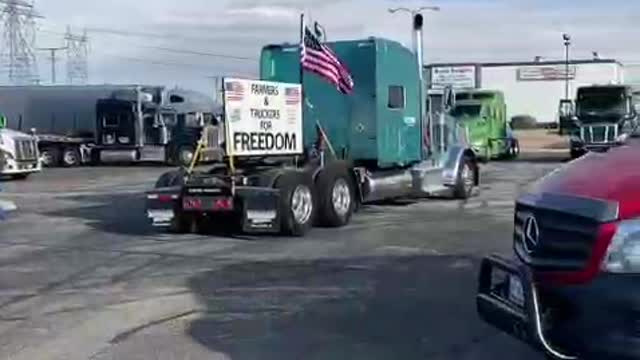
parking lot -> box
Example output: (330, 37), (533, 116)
(0, 156), (565, 360)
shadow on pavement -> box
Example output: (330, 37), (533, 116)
(42, 193), (155, 236)
(186, 255), (540, 360)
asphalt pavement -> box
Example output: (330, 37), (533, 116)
(0, 157), (565, 360)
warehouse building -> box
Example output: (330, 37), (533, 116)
(425, 59), (624, 127)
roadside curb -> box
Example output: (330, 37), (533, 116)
(521, 148), (568, 153)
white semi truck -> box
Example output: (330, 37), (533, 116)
(0, 116), (41, 179)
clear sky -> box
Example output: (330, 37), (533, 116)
(24, 0), (640, 94)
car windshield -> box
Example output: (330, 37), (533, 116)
(451, 104), (482, 118)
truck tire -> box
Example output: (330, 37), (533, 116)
(40, 146), (60, 167)
(315, 162), (355, 227)
(274, 171), (315, 236)
(177, 145), (195, 167)
(169, 214), (191, 234)
(509, 139), (520, 159)
(570, 148), (585, 160)
(453, 156), (475, 199)
(155, 169), (186, 188)
(61, 147), (81, 167)
(10, 173), (30, 180)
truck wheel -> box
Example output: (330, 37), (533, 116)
(315, 163), (355, 227)
(169, 214), (191, 234)
(10, 173), (30, 180)
(453, 157), (475, 199)
(177, 146), (195, 167)
(40, 147), (60, 167)
(61, 147), (81, 167)
(155, 169), (186, 188)
(509, 139), (520, 159)
(275, 171), (315, 236)
(570, 148), (585, 160)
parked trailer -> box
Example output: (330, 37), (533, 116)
(146, 15), (480, 236)
(0, 85), (138, 167)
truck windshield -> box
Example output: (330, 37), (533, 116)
(577, 89), (627, 116)
(451, 104), (482, 118)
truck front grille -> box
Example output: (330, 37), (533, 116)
(14, 138), (38, 161)
(580, 124), (617, 143)
(514, 204), (600, 271)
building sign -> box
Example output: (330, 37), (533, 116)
(430, 65), (478, 89)
(223, 78), (303, 157)
(517, 65), (577, 81)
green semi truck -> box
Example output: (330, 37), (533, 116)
(145, 15), (481, 236)
(450, 90), (519, 161)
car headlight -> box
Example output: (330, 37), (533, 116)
(602, 219), (640, 273)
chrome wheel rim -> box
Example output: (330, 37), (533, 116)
(41, 151), (54, 166)
(180, 149), (193, 165)
(462, 163), (474, 194)
(291, 185), (313, 224)
(332, 178), (351, 217)
(64, 151), (77, 165)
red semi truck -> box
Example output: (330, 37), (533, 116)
(477, 139), (640, 360)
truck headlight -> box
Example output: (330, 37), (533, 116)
(616, 133), (629, 143)
(602, 219), (640, 273)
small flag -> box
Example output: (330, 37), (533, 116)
(301, 25), (354, 94)
(224, 81), (245, 102)
(285, 87), (301, 105)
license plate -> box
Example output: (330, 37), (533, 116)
(508, 275), (525, 307)
(247, 210), (276, 222)
(148, 210), (173, 221)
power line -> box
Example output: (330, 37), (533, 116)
(95, 51), (254, 73)
(38, 27), (259, 62)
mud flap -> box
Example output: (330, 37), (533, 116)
(237, 187), (280, 233)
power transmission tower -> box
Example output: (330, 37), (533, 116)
(0, 0), (41, 85)
(65, 26), (88, 85)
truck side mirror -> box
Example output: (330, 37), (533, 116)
(0, 116), (5, 129)
(29, 127), (36, 135)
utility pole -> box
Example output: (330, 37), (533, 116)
(563, 33), (571, 100)
(37, 46), (67, 84)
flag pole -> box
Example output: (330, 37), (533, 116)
(299, 13), (305, 85)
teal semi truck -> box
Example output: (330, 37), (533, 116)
(145, 15), (480, 236)
(451, 89), (519, 161)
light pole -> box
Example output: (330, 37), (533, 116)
(563, 33), (571, 100)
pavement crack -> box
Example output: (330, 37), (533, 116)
(109, 309), (200, 345)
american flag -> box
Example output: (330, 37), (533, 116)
(224, 81), (245, 102)
(301, 26), (354, 95)
(285, 87), (301, 105)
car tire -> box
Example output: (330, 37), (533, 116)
(315, 162), (355, 227)
(453, 156), (476, 199)
(61, 147), (81, 167)
(40, 146), (60, 167)
(274, 171), (315, 236)
(168, 213), (191, 234)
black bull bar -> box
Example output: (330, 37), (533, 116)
(476, 254), (578, 360)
